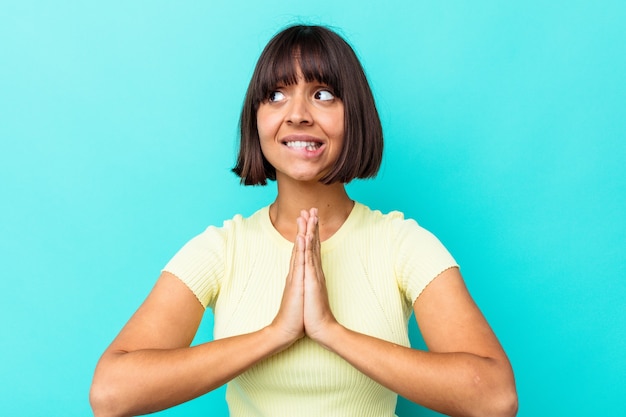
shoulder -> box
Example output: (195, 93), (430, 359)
(164, 205), (270, 269)
(196, 205), (269, 239)
(353, 202), (456, 262)
(352, 202), (426, 238)
(352, 202), (405, 226)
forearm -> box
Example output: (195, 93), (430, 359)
(90, 325), (290, 417)
(321, 324), (517, 417)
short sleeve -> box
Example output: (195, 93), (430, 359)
(162, 224), (228, 309)
(392, 217), (459, 307)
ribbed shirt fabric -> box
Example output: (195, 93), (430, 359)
(163, 202), (458, 417)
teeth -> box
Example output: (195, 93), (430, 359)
(285, 141), (320, 151)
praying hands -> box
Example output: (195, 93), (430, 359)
(271, 208), (339, 349)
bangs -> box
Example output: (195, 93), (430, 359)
(251, 28), (343, 107)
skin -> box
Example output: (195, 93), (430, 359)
(90, 73), (518, 417)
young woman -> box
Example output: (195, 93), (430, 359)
(90, 25), (518, 417)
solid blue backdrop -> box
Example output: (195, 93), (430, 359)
(1, 1), (624, 416)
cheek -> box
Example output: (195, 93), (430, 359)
(256, 114), (274, 159)
(331, 105), (345, 135)
(330, 112), (345, 140)
(256, 111), (280, 141)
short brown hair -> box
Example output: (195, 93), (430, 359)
(233, 25), (383, 185)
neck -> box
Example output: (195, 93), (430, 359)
(269, 179), (354, 242)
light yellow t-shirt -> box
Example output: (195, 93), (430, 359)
(163, 202), (458, 417)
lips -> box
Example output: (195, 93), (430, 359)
(284, 140), (322, 151)
(281, 135), (325, 152)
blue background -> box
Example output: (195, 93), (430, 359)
(1, 1), (624, 416)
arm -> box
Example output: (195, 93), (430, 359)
(89, 273), (286, 417)
(90, 218), (309, 417)
(316, 268), (517, 417)
(301, 210), (517, 417)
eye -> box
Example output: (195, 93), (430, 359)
(268, 91), (285, 102)
(314, 89), (335, 101)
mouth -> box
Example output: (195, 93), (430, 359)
(284, 140), (322, 151)
(281, 136), (324, 152)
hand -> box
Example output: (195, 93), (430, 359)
(302, 208), (339, 345)
(270, 215), (306, 347)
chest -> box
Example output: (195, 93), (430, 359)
(212, 239), (410, 346)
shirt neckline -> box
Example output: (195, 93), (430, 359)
(259, 202), (364, 252)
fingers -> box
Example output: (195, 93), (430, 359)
(304, 208), (321, 270)
(289, 214), (308, 271)
(288, 234), (300, 279)
(304, 208), (317, 240)
(272, 215), (308, 345)
(300, 208), (338, 344)
(272, 208), (327, 347)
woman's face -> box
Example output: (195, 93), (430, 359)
(256, 70), (344, 184)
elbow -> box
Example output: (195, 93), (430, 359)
(89, 376), (126, 417)
(477, 375), (518, 417)
(463, 386), (517, 417)
(89, 383), (115, 417)
(89, 384), (111, 417)
(493, 364), (518, 417)
(468, 363), (518, 417)
(90, 352), (135, 417)
(488, 387), (518, 417)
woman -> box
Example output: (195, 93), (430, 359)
(90, 25), (518, 417)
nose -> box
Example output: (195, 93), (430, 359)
(286, 94), (312, 125)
